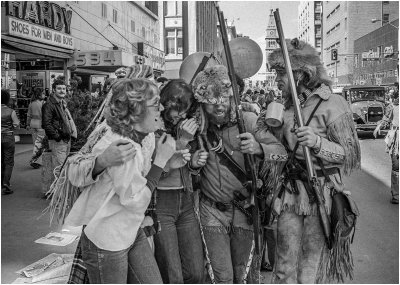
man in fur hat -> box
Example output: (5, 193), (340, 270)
(190, 65), (287, 283)
(257, 38), (361, 283)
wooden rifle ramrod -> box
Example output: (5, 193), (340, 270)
(215, 3), (262, 254)
(273, 9), (332, 248)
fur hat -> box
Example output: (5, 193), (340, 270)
(268, 38), (331, 87)
(192, 65), (233, 105)
(115, 65), (154, 79)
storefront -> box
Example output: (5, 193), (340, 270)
(1, 1), (75, 129)
(68, 47), (165, 92)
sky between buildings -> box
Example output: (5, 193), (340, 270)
(219, 0), (300, 76)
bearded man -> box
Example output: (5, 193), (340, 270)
(190, 65), (287, 283)
(257, 39), (361, 283)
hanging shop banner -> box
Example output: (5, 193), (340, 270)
(6, 17), (74, 50)
(137, 43), (166, 71)
(21, 71), (46, 89)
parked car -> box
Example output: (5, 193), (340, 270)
(342, 85), (386, 132)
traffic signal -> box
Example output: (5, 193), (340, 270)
(331, 49), (338, 61)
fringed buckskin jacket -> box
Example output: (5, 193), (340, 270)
(257, 85), (361, 216)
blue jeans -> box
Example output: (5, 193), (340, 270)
(391, 149), (399, 200)
(272, 211), (326, 283)
(81, 228), (162, 284)
(154, 189), (204, 283)
(203, 225), (253, 283)
(1, 133), (15, 186)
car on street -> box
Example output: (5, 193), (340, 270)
(342, 85), (386, 132)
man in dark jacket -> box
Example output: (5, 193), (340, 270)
(42, 76), (76, 167)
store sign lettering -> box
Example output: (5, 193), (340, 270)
(6, 1), (72, 34)
(72, 51), (123, 67)
(362, 49), (380, 61)
(8, 18), (74, 49)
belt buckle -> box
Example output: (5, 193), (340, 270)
(215, 201), (228, 212)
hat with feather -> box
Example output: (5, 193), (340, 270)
(268, 38), (332, 88)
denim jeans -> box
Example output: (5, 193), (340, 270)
(154, 189), (204, 283)
(272, 211), (326, 284)
(81, 228), (163, 284)
(31, 128), (45, 165)
(202, 225), (253, 284)
(1, 133), (15, 186)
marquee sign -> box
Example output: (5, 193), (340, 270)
(137, 43), (165, 71)
(5, 1), (72, 34)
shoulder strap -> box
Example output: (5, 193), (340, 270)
(289, 98), (324, 161)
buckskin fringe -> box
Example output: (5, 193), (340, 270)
(326, 112), (361, 175)
(259, 160), (286, 196)
(321, 225), (354, 283)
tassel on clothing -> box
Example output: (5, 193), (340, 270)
(326, 112), (361, 175)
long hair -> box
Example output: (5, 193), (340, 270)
(106, 78), (158, 141)
(160, 79), (196, 135)
(31, 88), (43, 102)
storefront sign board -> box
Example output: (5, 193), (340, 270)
(7, 17), (74, 50)
(138, 43), (165, 71)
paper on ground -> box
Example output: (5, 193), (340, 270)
(16, 253), (73, 279)
(34, 232), (78, 246)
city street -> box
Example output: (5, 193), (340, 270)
(1, 133), (398, 283)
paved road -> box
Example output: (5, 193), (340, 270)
(2, 134), (398, 283)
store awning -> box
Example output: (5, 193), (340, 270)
(2, 35), (74, 59)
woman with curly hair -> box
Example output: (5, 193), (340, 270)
(64, 78), (177, 283)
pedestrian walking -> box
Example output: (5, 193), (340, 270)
(259, 38), (361, 283)
(27, 88), (46, 168)
(152, 79), (207, 283)
(64, 78), (177, 283)
(42, 76), (77, 169)
(1, 89), (20, 195)
(374, 90), (399, 204)
(191, 65), (287, 283)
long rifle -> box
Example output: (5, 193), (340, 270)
(273, 9), (332, 248)
(215, 3), (262, 254)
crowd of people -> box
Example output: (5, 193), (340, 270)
(1, 38), (396, 284)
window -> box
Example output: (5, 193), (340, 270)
(383, 1), (389, 4)
(165, 28), (182, 55)
(101, 3), (107, 18)
(131, 20), (135, 33)
(315, 14), (321, 21)
(142, 26), (146, 38)
(145, 1), (158, 16)
(112, 9), (117, 23)
(165, 1), (182, 16)
(316, 38), (321, 48)
(383, 13), (389, 25)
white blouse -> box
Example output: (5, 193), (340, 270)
(64, 124), (155, 251)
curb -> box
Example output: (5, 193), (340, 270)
(16, 149), (32, 156)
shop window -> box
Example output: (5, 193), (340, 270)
(113, 9), (118, 24)
(131, 20), (135, 33)
(101, 3), (107, 18)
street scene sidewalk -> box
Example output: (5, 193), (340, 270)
(2, 135), (398, 284)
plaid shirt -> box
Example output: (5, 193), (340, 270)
(68, 235), (89, 284)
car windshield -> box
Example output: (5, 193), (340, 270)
(345, 89), (385, 102)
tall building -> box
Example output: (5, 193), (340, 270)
(265, 9), (279, 87)
(322, 1), (399, 86)
(298, 1), (322, 53)
(1, 1), (164, 129)
(353, 19), (398, 86)
(162, 1), (219, 78)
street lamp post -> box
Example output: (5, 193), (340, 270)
(371, 19), (399, 29)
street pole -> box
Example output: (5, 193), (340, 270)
(335, 60), (338, 86)
(182, 1), (189, 60)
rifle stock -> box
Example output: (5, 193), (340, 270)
(273, 9), (332, 247)
(215, 3), (262, 254)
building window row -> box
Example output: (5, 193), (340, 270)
(326, 4), (340, 19)
(165, 1), (182, 17)
(326, 23), (340, 36)
(326, 41), (341, 52)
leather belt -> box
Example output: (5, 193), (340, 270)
(200, 193), (232, 212)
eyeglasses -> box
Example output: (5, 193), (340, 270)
(146, 99), (161, 111)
